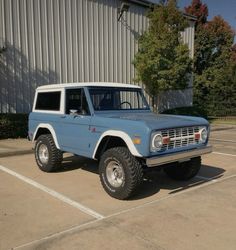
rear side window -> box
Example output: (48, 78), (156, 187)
(35, 91), (61, 111)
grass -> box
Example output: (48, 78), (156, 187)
(162, 106), (236, 125)
(209, 117), (236, 125)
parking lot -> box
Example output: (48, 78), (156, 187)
(0, 127), (236, 250)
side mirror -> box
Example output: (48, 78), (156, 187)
(69, 109), (78, 115)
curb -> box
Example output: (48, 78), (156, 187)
(0, 149), (33, 158)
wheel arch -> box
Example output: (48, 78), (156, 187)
(93, 130), (142, 159)
(33, 123), (60, 149)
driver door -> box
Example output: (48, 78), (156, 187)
(58, 88), (91, 157)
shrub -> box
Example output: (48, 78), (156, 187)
(161, 106), (208, 118)
(0, 114), (28, 139)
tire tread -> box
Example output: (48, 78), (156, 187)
(164, 157), (201, 181)
(99, 147), (143, 199)
(35, 134), (63, 172)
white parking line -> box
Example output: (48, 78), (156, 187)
(13, 173), (236, 250)
(0, 165), (104, 220)
(213, 151), (236, 157)
(14, 219), (99, 250)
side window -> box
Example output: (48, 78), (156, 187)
(35, 91), (61, 111)
(66, 88), (90, 115)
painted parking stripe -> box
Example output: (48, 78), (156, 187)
(0, 165), (104, 220)
(105, 174), (236, 221)
(212, 151), (236, 157)
(14, 174), (236, 250)
(13, 219), (100, 249)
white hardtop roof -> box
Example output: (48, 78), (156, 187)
(37, 82), (141, 90)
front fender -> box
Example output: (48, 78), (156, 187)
(92, 130), (142, 158)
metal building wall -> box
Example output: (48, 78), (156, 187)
(0, 0), (194, 113)
(181, 21), (195, 60)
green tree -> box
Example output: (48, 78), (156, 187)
(231, 44), (236, 61)
(194, 16), (234, 75)
(133, 0), (192, 111)
(185, 1), (236, 116)
(194, 17), (235, 115)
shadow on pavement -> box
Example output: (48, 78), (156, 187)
(165, 164), (225, 195)
(58, 155), (225, 200)
(57, 155), (98, 174)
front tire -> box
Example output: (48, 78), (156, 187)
(35, 134), (63, 172)
(99, 147), (143, 200)
(164, 157), (201, 181)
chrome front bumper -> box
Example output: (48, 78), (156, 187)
(146, 145), (212, 167)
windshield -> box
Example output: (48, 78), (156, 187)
(88, 87), (150, 111)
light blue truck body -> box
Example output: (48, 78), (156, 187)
(28, 83), (211, 166)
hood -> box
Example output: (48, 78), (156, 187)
(95, 111), (209, 130)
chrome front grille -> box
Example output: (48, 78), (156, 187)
(160, 126), (200, 151)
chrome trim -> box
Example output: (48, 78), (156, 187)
(160, 126), (203, 151)
(38, 144), (49, 164)
(146, 145), (212, 167)
(106, 160), (125, 188)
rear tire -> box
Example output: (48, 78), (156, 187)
(99, 147), (143, 200)
(164, 157), (201, 181)
(35, 134), (63, 172)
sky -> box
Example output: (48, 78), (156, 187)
(151, 0), (236, 43)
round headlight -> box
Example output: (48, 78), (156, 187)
(201, 128), (208, 142)
(152, 134), (163, 150)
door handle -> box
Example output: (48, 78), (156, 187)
(60, 115), (66, 118)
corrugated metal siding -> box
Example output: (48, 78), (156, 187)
(181, 21), (195, 59)
(0, 0), (194, 113)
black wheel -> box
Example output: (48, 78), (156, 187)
(99, 147), (143, 200)
(164, 157), (201, 181)
(35, 134), (63, 172)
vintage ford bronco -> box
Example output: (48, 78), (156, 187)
(28, 82), (212, 199)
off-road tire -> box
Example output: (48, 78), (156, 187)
(99, 147), (143, 200)
(164, 157), (201, 181)
(35, 134), (63, 172)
